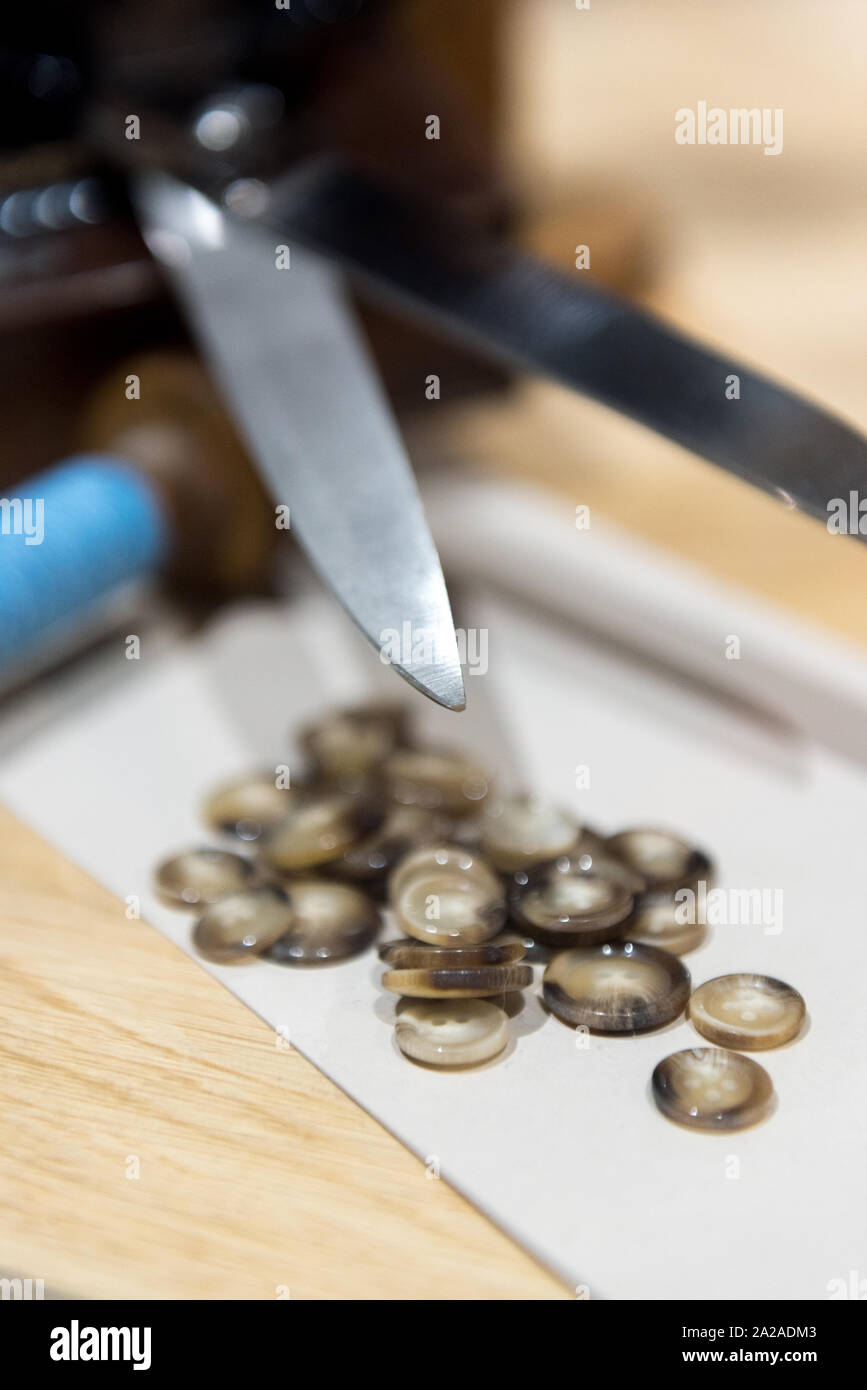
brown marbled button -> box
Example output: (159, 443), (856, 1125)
(385, 747), (490, 815)
(509, 860), (634, 945)
(193, 884), (295, 962)
(689, 973), (806, 1050)
(564, 842), (646, 893)
(264, 878), (380, 964)
(652, 1047), (774, 1130)
(378, 934), (528, 968)
(624, 896), (707, 955)
(382, 962), (533, 998)
(258, 791), (383, 871)
(388, 844), (506, 946)
(394, 998), (509, 1067)
(543, 941), (691, 1032)
(479, 795), (579, 872)
(327, 806), (453, 884)
(606, 828), (712, 894)
(300, 703), (408, 785)
(155, 847), (256, 908)
(203, 772), (296, 843)
(390, 842), (490, 900)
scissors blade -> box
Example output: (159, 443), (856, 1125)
(132, 174), (465, 712)
(268, 160), (867, 530)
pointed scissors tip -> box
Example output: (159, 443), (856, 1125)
(438, 683), (467, 713)
(394, 660), (466, 712)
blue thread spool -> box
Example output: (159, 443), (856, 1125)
(0, 456), (169, 676)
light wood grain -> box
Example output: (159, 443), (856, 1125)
(0, 806), (567, 1300)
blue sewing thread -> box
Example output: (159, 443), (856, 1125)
(0, 456), (170, 670)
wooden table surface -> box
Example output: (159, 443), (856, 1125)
(0, 805), (568, 1300)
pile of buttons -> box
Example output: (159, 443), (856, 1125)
(154, 702), (805, 1131)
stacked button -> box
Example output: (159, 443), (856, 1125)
(382, 843), (534, 1065)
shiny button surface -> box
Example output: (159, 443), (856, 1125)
(652, 1046), (774, 1130)
(203, 773), (295, 843)
(625, 896), (707, 955)
(606, 828), (712, 894)
(389, 844), (506, 946)
(259, 791), (382, 871)
(394, 998), (509, 1067)
(264, 878), (380, 964)
(543, 941), (690, 1033)
(155, 847), (255, 908)
(510, 860), (634, 945)
(193, 885), (295, 962)
(689, 973), (805, 1050)
(301, 703), (408, 784)
(327, 806), (452, 884)
(385, 747), (490, 815)
(479, 795), (579, 872)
